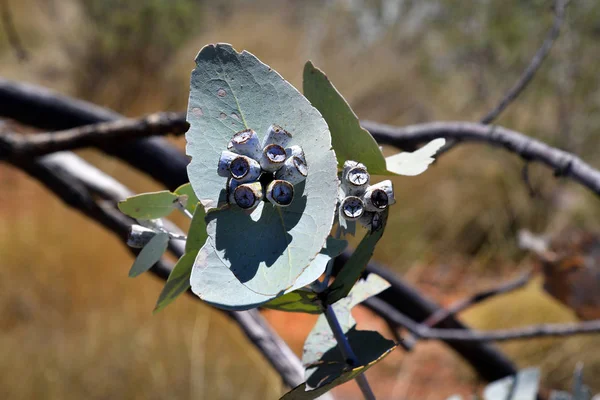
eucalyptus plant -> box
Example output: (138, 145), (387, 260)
(118, 43), (445, 399)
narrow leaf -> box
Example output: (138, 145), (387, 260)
(325, 209), (388, 305)
(154, 251), (197, 313)
(129, 232), (169, 277)
(385, 138), (446, 176)
(281, 343), (395, 400)
(174, 183), (200, 214)
(303, 61), (387, 174)
(185, 207), (208, 254)
(289, 275), (394, 397)
(263, 290), (321, 314)
(118, 191), (179, 219)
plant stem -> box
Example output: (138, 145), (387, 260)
(324, 305), (376, 400)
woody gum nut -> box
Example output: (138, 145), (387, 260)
(285, 145), (305, 160)
(228, 129), (262, 159)
(363, 180), (395, 212)
(217, 150), (240, 177)
(275, 156), (308, 185)
(343, 164), (370, 196)
(340, 196), (365, 221)
(232, 181), (263, 210)
(266, 180), (294, 207)
(229, 155), (261, 183)
(127, 225), (158, 248)
(262, 124), (292, 148)
(260, 144), (287, 172)
(364, 180), (395, 210)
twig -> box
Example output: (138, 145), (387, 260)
(355, 257), (517, 381)
(422, 270), (533, 328)
(0, 0), (29, 62)
(324, 305), (376, 400)
(0, 112), (188, 161)
(365, 297), (600, 343)
(440, 0), (568, 155)
(364, 121), (600, 198)
(480, 0), (568, 125)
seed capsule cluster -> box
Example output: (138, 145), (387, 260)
(339, 160), (395, 229)
(218, 126), (308, 211)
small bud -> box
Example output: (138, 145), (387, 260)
(263, 125), (292, 148)
(340, 196), (365, 221)
(229, 155), (261, 183)
(266, 180), (294, 207)
(227, 129), (262, 159)
(363, 180), (395, 211)
(275, 156), (308, 185)
(260, 144), (287, 172)
(342, 162), (370, 196)
(127, 225), (158, 248)
(229, 181), (263, 210)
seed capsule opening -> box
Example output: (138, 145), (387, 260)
(232, 129), (254, 144)
(229, 129), (262, 159)
(260, 144), (287, 172)
(370, 189), (388, 210)
(293, 156), (308, 177)
(267, 180), (294, 207)
(229, 157), (250, 179)
(233, 182), (262, 210)
(341, 196), (365, 220)
(347, 166), (369, 186)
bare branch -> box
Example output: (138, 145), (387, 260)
(0, 112), (188, 161)
(440, 0), (568, 155)
(365, 297), (600, 343)
(480, 0), (568, 125)
(422, 270), (533, 328)
(355, 257), (517, 381)
(364, 121), (600, 197)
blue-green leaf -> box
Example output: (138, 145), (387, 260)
(155, 206), (207, 313)
(262, 290), (321, 314)
(287, 275), (395, 398)
(154, 251), (197, 313)
(483, 368), (540, 400)
(281, 344), (395, 400)
(385, 138), (446, 176)
(118, 191), (179, 219)
(129, 232), (169, 277)
(263, 237), (348, 314)
(186, 44), (338, 310)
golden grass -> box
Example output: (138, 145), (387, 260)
(2, 0), (600, 397)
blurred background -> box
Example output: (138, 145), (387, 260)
(1, 0), (600, 398)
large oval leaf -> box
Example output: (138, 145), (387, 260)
(186, 44), (338, 309)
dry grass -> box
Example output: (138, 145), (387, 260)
(2, 0), (600, 398)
